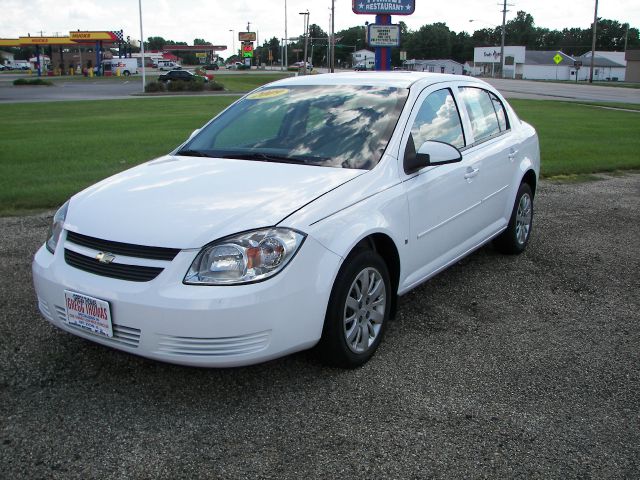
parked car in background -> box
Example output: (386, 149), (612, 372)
(158, 69), (208, 83)
(354, 64), (368, 71)
(33, 72), (539, 369)
(204, 63), (220, 71)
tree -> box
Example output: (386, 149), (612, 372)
(146, 36), (166, 50)
(504, 11), (537, 49)
(193, 38), (211, 46)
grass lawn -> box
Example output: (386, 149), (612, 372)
(510, 100), (640, 177)
(0, 97), (638, 215)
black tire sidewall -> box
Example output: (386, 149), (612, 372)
(319, 249), (392, 368)
(497, 182), (534, 254)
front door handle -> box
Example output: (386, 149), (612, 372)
(464, 167), (479, 180)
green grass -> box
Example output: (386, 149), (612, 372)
(0, 97), (236, 214)
(510, 99), (640, 178)
(210, 73), (294, 92)
(0, 97), (638, 215)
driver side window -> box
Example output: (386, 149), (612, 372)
(410, 89), (465, 149)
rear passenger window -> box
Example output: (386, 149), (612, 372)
(489, 92), (509, 132)
(459, 87), (505, 143)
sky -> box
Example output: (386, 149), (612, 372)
(2, 0), (638, 53)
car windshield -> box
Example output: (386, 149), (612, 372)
(180, 84), (409, 170)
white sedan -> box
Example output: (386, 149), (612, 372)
(33, 72), (540, 368)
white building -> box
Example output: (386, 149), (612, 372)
(522, 51), (575, 80)
(404, 59), (464, 75)
(576, 51), (626, 81)
(473, 46), (526, 78)
(352, 49), (374, 69)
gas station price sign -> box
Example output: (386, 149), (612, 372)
(353, 0), (415, 15)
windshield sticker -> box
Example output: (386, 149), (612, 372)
(247, 88), (289, 100)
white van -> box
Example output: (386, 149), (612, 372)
(157, 60), (180, 71)
(109, 58), (140, 76)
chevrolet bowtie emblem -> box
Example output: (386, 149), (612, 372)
(96, 252), (116, 264)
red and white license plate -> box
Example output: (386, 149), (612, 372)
(64, 290), (113, 338)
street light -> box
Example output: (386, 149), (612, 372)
(299, 10), (310, 75)
(229, 29), (235, 59)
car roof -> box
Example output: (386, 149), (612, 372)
(267, 72), (489, 90)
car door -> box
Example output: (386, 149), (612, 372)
(455, 86), (517, 231)
(400, 85), (487, 288)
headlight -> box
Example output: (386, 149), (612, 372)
(46, 201), (69, 254)
(184, 228), (306, 285)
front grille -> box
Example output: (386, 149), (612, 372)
(65, 249), (163, 282)
(55, 305), (141, 348)
(66, 231), (180, 261)
(155, 331), (271, 357)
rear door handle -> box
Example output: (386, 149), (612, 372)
(508, 149), (518, 162)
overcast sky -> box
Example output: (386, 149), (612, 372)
(3, 0), (638, 52)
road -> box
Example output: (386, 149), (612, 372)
(1, 174), (638, 478)
(1, 71), (639, 104)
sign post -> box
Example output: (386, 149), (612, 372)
(352, 0), (414, 71)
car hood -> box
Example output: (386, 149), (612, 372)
(65, 155), (364, 249)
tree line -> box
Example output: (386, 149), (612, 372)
(6, 11), (635, 68)
(257, 11), (637, 67)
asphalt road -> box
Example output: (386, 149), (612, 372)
(1, 72), (639, 104)
(1, 174), (638, 478)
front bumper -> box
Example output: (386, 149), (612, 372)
(32, 233), (341, 367)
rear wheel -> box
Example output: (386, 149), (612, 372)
(494, 182), (534, 254)
(317, 249), (391, 368)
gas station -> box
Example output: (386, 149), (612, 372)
(0, 31), (127, 76)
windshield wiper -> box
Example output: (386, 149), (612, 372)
(221, 152), (317, 165)
(177, 149), (212, 158)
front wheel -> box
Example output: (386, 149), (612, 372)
(494, 182), (534, 254)
(317, 249), (391, 368)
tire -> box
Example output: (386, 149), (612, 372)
(494, 182), (534, 254)
(123, 70), (130, 76)
(317, 249), (391, 368)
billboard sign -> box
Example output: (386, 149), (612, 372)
(238, 32), (256, 42)
(353, 0), (415, 15)
(368, 24), (401, 47)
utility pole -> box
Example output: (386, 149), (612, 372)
(330, 0), (335, 72)
(499, 0), (513, 78)
(284, 0), (288, 69)
(589, 0), (598, 83)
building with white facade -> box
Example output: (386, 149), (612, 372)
(352, 49), (375, 69)
(472, 46), (627, 81)
(403, 59), (464, 75)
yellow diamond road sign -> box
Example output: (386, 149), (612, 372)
(553, 53), (563, 64)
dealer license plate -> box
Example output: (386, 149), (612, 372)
(63, 290), (113, 338)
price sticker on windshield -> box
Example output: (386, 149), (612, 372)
(247, 89), (289, 100)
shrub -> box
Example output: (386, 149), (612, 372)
(13, 78), (53, 86)
(144, 81), (166, 93)
(208, 81), (224, 91)
(167, 80), (187, 92)
(186, 80), (205, 92)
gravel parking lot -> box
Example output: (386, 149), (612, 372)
(1, 174), (638, 479)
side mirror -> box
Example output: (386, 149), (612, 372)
(417, 140), (462, 166)
(404, 138), (462, 174)
(187, 129), (200, 141)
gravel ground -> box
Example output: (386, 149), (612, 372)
(1, 174), (638, 479)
